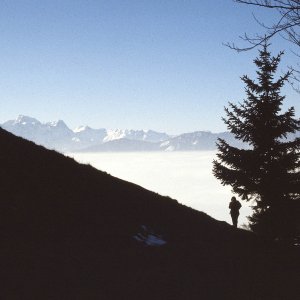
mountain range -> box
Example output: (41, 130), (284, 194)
(1, 115), (245, 152)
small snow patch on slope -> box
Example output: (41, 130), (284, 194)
(133, 225), (167, 247)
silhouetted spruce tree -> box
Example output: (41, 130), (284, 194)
(213, 43), (300, 241)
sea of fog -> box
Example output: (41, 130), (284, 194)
(67, 151), (252, 226)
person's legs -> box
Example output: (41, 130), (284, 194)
(231, 213), (238, 228)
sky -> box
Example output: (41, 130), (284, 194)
(1, 0), (299, 134)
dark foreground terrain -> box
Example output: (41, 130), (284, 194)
(0, 128), (299, 299)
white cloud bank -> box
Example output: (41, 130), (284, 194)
(68, 151), (252, 226)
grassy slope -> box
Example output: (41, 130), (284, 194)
(0, 128), (299, 299)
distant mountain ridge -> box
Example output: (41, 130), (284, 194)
(1, 115), (245, 152)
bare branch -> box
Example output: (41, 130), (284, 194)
(235, 0), (300, 10)
(230, 0), (300, 89)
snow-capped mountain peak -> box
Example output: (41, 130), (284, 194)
(103, 129), (170, 144)
(46, 120), (69, 129)
(103, 129), (127, 142)
(13, 115), (41, 126)
(73, 125), (92, 133)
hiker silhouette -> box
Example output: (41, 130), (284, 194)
(229, 196), (241, 228)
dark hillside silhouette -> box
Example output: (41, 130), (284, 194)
(0, 128), (300, 299)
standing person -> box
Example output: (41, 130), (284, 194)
(229, 196), (241, 228)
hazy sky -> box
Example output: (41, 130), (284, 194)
(1, 0), (299, 134)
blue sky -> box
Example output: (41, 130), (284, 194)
(1, 0), (299, 134)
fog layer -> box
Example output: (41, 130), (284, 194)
(68, 151), (252, 226)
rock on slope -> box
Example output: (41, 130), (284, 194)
(0, 128), (299, 299)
